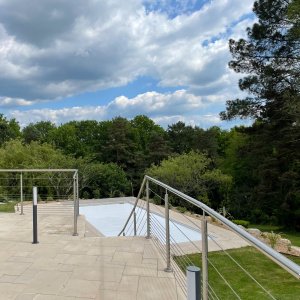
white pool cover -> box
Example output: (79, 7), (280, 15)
(80, 203), (202, 243)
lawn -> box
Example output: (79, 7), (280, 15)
(0, 201), (16, 213)
(175, 247), (300, 300)
(250, 224), (300, 247)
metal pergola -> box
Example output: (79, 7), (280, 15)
(0, 169), (79, 235)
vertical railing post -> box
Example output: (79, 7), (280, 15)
(164, 190), (172, 272)
(202, 217), (208, 300)
(32, 186), (38, 244)
(134, 211), (137, 236)
(146, 180), (150, 239)
(76, 172), (79, 216)
(73, 176), (78, 236)
(187, 266), (201, 300)
(20, 172), (24, 215)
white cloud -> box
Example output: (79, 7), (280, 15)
(9, 89), (229, 128)
(0, 97), (33, 108)
(0, 0), (254, 103)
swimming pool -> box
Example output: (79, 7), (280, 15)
(80, 202), (202, 243)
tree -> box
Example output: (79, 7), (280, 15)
(100, 117), (138, 168)
(131, 115), (165, 152)
(78, 162), (130, 198)
(147, 131), (170, 165)
(147, 151), (232, 209)
(167, 122), (195, 154)
(221, 0), (300, 122)
(0, 114), (20, 146)
(220, 0), (300, 228)
(49, 123), (79, 156)
(22, 121), (56, 144)
(0, 140), (130, 200)
(0, 140), (78, 199)
(131, 115), (170, 166)
(167, 122), (221, 158)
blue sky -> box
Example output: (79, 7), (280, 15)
(0, 0), (255, 128)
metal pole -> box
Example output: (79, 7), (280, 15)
(146, 180), (150, 239)
(73, 176), (78, 236)
(187, 266), (201, 300)
(202, 218), (208, 300)
(32, 187), (38, 244)
(76, 172), (79, 216)
(134, 211), (137, 236)
(164, 190), (172, 272)
(20, 172), (24, 215)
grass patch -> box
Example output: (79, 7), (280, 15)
(174, 246), (300, 300)
(285, 254), (300, 265)
(250, 224), (300, 247)
(0, 201), (16, 213)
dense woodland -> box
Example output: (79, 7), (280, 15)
(0, 0), (299, 230)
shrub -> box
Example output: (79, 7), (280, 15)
(0, 201), (16, 213)
(0, 194), (8, 203)
(233, 219), (250, 228)
(93, 189), (101, 199)
(177, 206), (187, 213)
(82, 191), (90, 199)
(262, 231), (281, 249)
(46, 196), (54, 202)
(152, 195), (162, 205)
(147, 151), (232, 210)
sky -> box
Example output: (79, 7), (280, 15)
(0, 0), (256, 129)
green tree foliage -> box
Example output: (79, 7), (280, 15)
(219, 128), (258, 219)
(220, 0), (300, 228)
(0, 140), (77, 199)
(49, 123), (79, 156)
(0, 114), (20, 146)
(147, 151), (232, 209)
(288, 0), (300, 39)
(147, 131), (170, 165)
(221, 0), (300, 122)
(99, 117), (138, 167)
(131, 115), (165, 152)
(22, 121), (56, 144)
(167, 121), (196, 154)
(79, 163), (130, 198)
(131, 115), (170, 165)
(18, 115), (223, 195)
(167, 122), (222, 157)
(0, 140), (129, 200)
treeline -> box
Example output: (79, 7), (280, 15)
(0, 113), (227, 191)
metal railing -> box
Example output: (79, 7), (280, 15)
(119, 175), (300, 299)
(0, 169), (79, 236)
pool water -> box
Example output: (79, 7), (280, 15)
(80, 203), (202, 243)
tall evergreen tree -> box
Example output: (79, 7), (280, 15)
(221, 0), (300, 228)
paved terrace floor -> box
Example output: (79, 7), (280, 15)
(0, 207), (185, 300)
(0, 198), (250, 299)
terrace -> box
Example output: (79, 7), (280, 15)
(0, 172), (299, 299)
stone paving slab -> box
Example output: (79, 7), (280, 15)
(0, 209), (185, 300)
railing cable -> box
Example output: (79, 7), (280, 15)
(207, 258), (242, 300)
(208, 233), (277, 300)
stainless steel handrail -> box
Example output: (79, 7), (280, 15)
(118, 177), (146, 236)
(120, 175), (300, 279)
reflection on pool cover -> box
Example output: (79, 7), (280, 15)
(80, 203), (203, 243)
